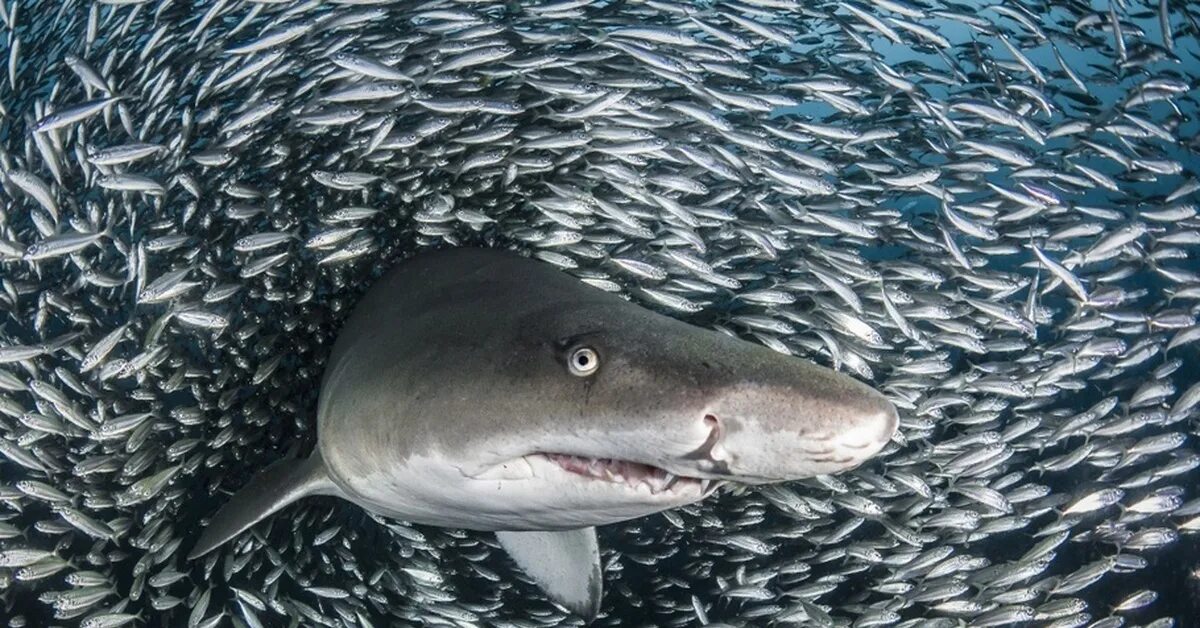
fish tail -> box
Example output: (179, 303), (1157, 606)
(187, 449), (336, 560)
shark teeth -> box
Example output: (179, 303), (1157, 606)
(543, 453), (701, 494)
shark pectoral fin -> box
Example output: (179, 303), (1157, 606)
(495, 528), (602, 621)
(187, 450), (336, 560)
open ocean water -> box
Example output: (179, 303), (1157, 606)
(0, 0), (1199, 626)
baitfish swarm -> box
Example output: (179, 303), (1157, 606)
(0, 0), (1198, 626)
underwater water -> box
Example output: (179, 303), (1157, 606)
(0, 0), (1199, 626)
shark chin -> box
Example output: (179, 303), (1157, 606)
(468, 452), (724, 503)
(188, 248), (898, 623)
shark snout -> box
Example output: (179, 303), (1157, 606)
(829, 393), (900, 452)
(676, 378), (899, 484)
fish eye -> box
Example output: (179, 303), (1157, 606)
(568, 347), (600, 377)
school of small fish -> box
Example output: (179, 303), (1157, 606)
(0, 0), (1197, 626)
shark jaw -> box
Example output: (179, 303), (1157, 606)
(469, 452), (723, 500)
(542, 453), (723, 496)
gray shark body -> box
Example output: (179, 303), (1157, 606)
(189, 247), (898, 619)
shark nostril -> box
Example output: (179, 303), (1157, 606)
(683, 414), (723, 462)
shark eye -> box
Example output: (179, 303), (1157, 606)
(568, 347), (599, 377)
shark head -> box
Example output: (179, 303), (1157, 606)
(447, 297), (898, 528)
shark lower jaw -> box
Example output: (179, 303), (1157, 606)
(540, 453), (721, 496)
(470, 453), (723, 498)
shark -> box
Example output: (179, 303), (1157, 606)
(188, 247), (899, 620)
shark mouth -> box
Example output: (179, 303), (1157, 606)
(540, 453), (718, 495)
